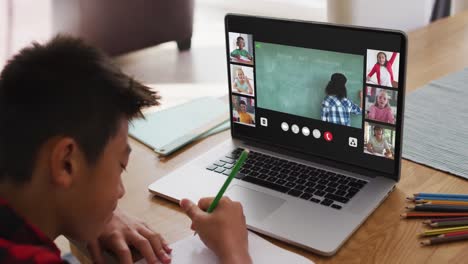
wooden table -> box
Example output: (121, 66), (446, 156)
(72, 11), (468, 264)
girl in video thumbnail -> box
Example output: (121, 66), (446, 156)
(321, 73), (362, 127)
(367, 52), (398, 87)
(233, 68), (254, 95)
(367, 125), (393, 158)
(368, 89), (395, 124)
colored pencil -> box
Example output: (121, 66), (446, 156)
(437, 230), (468, 238)
(206, 149), (249, 213)
(406, 197), (468, 202)
(406, 204), (468, 212)
(193, 149), (249, 236)
(423, 217), (468, 224)
(414, 197), (468, 202)
(414, 193), (468, 199)
(401, 212), (468, 218)
(415, 200), (468, 206)
(421, 234), (468, 246)
(430, 220), (468, 227)
(420, 226), (468, 237)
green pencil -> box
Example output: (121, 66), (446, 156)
(430, 220), (468, 227)
(207, 149), (249, 213)
(194, 149), (249, 235)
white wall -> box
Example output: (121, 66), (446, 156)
(327, 0), (434, 31)
(0, 1), (6, 69)
(0, 0), (52, 69)
(199, 0), (327, 21)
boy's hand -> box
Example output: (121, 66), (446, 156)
(87, 208), (172, 264)
(180, 197), (252, 264)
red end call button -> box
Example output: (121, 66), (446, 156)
(324, 131), (333, 142)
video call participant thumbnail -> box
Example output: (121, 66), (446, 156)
(232, 95), (255, 126)
(229, 33), (254, 65)
(365, 124), (395, 159)
(231, 65), (254, 96)
(366, 50), (400, 88)
(366, 87), (397, 124)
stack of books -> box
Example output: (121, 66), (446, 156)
(402, 193), (468, 246)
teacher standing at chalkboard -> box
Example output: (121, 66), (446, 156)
(321, 73), (363, 127)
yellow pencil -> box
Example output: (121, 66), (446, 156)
(420, 225), (468, 237)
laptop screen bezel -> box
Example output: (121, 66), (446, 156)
(225, 13), (407, 181)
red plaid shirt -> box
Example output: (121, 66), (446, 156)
(0, 197), (64, 263)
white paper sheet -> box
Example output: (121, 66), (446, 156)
(134, 231), (314, 264)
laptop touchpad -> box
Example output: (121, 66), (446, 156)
(226, 185), (286, 222)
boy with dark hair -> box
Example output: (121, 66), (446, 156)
(0, 36), (251, 264)
(238, 100), (254, 124)
(230, 36), (253, 62)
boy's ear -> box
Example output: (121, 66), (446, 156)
(49, 137), (81, 188)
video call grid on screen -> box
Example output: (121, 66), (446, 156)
(225, 15), (406, 179)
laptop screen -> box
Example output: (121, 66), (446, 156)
(225, 15), (406, 178)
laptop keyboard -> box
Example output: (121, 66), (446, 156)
(206, 148), (368, 210)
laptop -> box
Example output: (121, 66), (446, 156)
(149, 14), (407, 256)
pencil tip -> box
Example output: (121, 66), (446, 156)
(420, 240), (430, 246)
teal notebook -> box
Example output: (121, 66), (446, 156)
(129, 97), (229, 156)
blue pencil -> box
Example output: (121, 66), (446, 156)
(414, 193), (468, 199)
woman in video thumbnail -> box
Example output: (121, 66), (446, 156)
(230, 36), (253, 62)
(367, 51), (398, 87)
(367, 125), (393, 158)
(233, 68), (254, 95)
(368, 89), (395, 124)
(321, 73), (362, 127)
